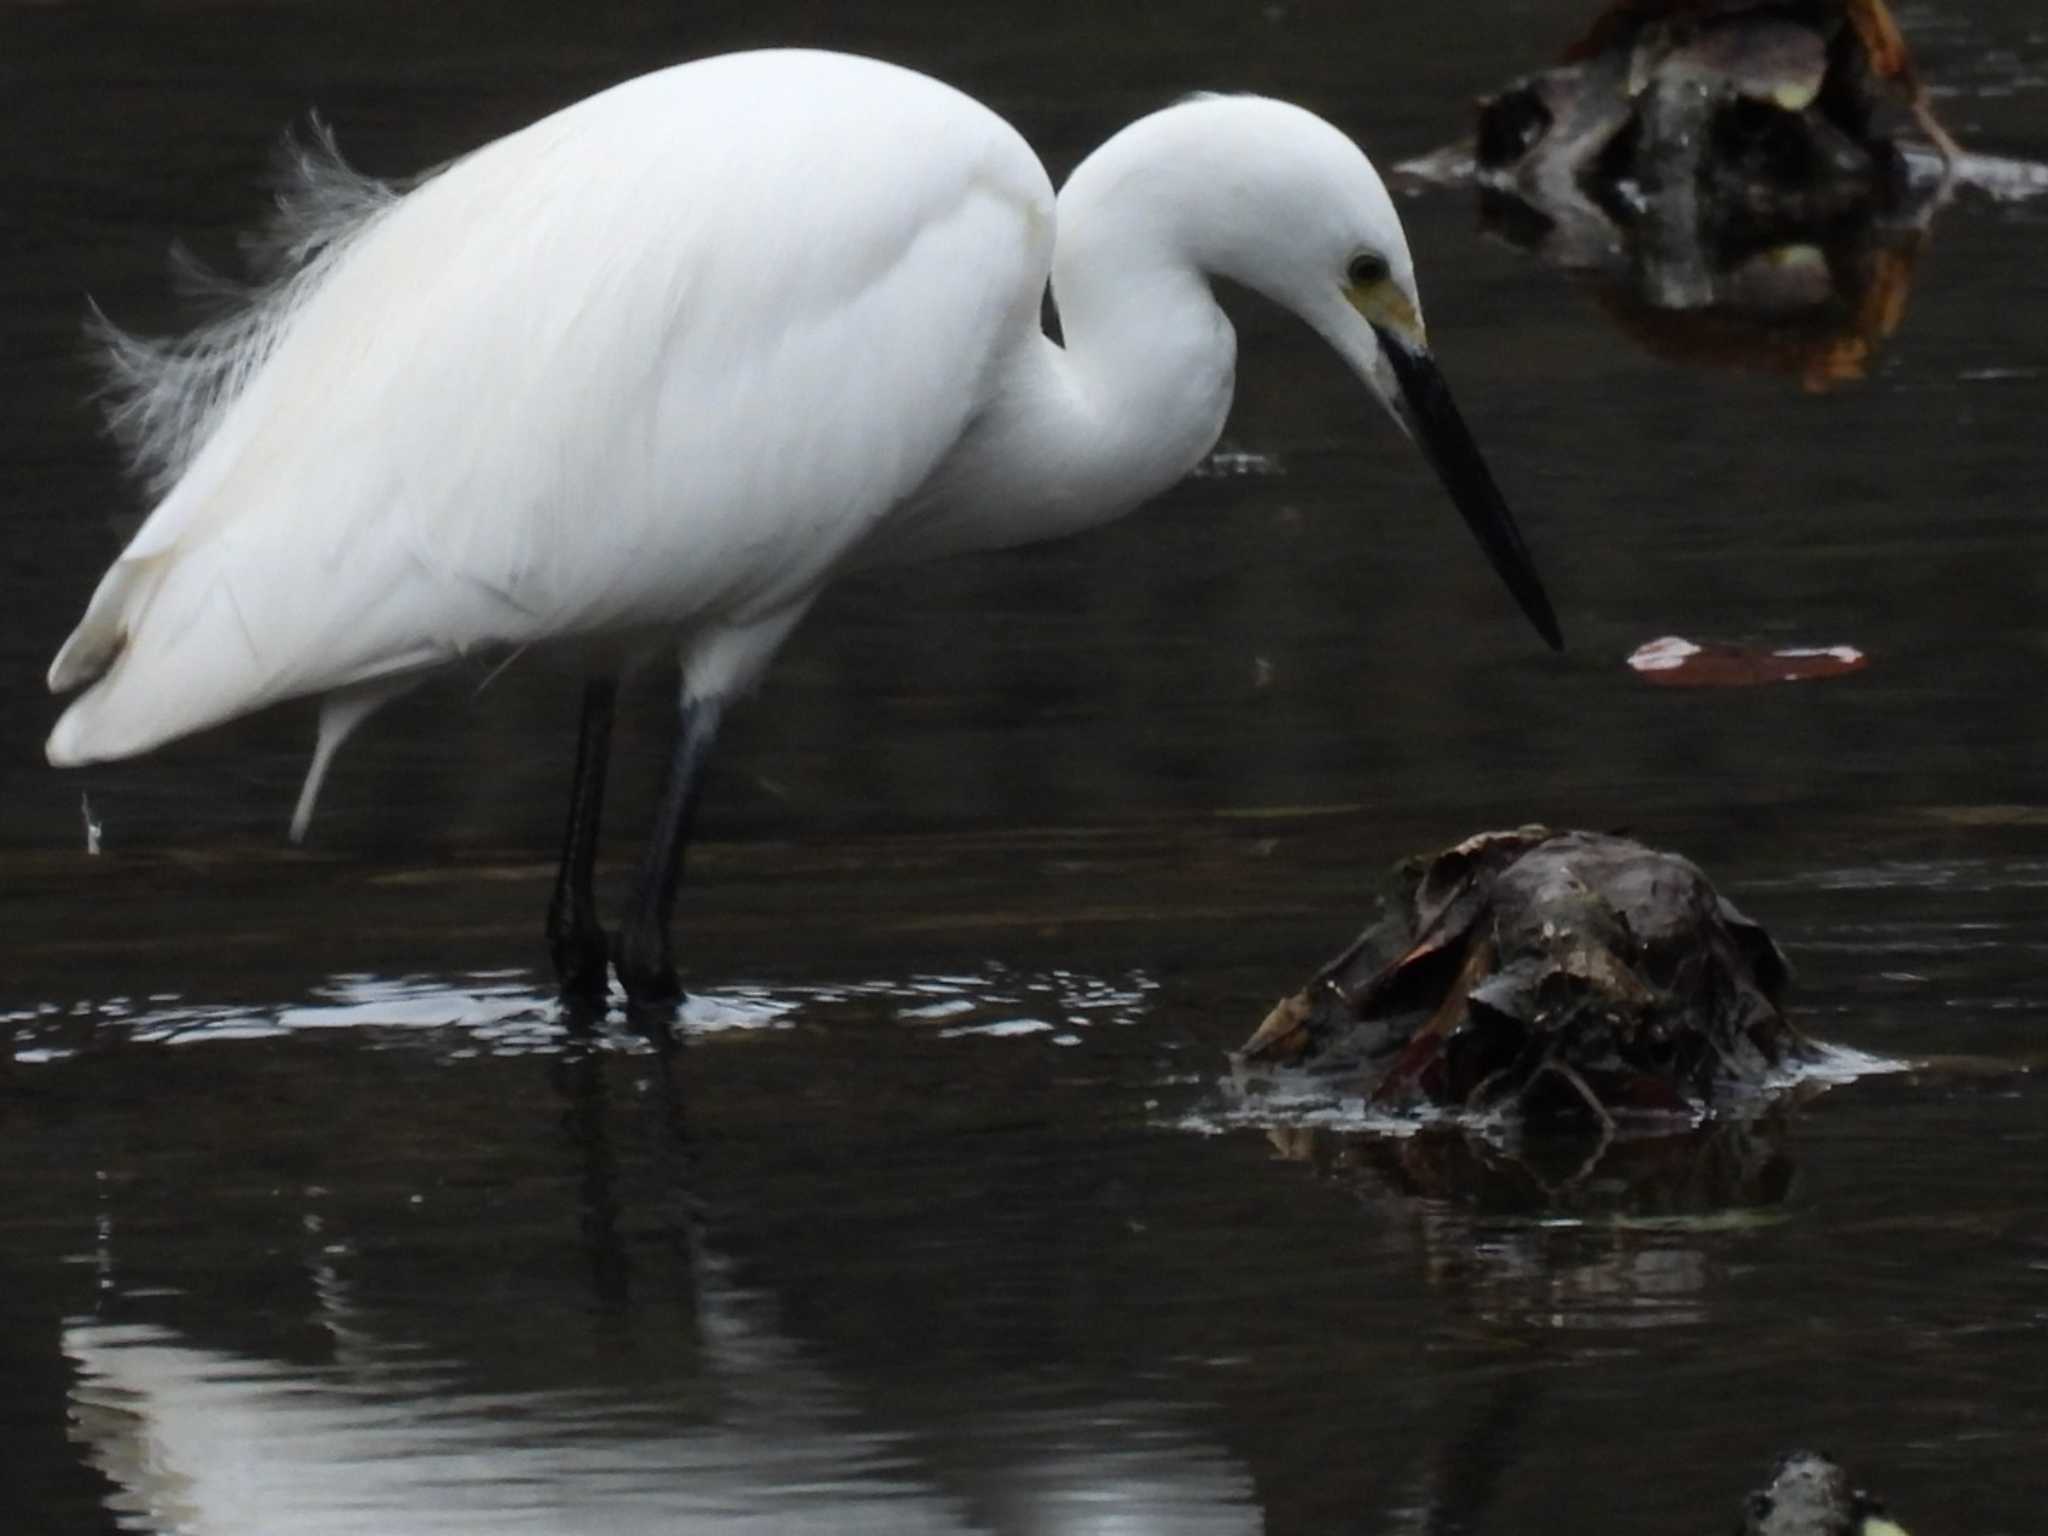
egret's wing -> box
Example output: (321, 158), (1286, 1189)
(48, 51), (1055, 765)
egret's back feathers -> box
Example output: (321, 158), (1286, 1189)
(49, 52), (1056, 777)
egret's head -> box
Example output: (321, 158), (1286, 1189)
(1121, 94), (1562, 651)
(1163, 98), (1426, 348)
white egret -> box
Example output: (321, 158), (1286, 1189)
(47, 48), (1562, 1009)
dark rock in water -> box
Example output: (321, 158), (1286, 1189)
(1238, 828), (1811, 1127)
(1742, 1450), (1909, 1536)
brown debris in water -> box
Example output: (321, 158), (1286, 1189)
(1626, 635), (1868, 686)
(1442, 0), (1960, 390)
(1239, 828), (1810, 1127)
(1545, 0), (1956, 159)
(1565, 0), (1914, 81)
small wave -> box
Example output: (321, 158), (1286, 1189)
(10, 962), (1157, 1063)
(1762, 1040), (1912, 1090)
(1192, 447), (1283, 479)
(1182, 1037), (1908, 1142)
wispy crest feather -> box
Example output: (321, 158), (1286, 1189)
(91, 117), (405, 496)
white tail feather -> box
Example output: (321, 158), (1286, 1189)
(290, 680), (418, 841)
(90, 118), (402, 498)
(46, 533), (445, 770)
(50, 119), (420, 768)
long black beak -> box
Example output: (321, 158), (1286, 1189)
(1373, 324), (1563, 651)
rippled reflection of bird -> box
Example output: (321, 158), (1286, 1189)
(47, 48), (1561, 1009)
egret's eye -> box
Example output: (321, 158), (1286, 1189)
(1347, 251), (1390, 287)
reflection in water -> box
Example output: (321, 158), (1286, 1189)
(67, 1054), (1254, 1536)
(1379, 1369), (1547, 1536)
(1237, 1117), (1789, 1332)
(68, 1294), (1258, 1535)
(1398, 136), (1949, 389)
(1395, 0), (2048, 392)
(9, 837), (2045, 1528)
(1410, 133), (2048, 386)
(1413, 1204), (1724, 1331)
(1186, 1039), (1907, 1334)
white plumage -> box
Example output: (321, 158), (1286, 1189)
(47, 48), (1558, 1004)
(53, 53), (1050, 769)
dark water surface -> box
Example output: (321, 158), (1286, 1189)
(6, 3), (2048, 1531)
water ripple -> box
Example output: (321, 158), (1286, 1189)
(1739, 858), (2048, 893)
(8, 963), (1158, 1065)
(1179, 1041), (1907, 1140)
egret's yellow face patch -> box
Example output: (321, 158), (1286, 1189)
(1345, 275), (1425, 350)
(1860, 1520), (1910, 1536)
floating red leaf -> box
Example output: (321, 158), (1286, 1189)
(1627, 635), (1868, 688)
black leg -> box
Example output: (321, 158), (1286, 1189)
(547, 675), (618, 1008)
(614, 694), (724, 1010)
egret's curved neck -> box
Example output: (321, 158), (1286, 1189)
(872, 115), (1240, 565)
(1042, 177), (1238, 518)
(968, 125), (1241, 548)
